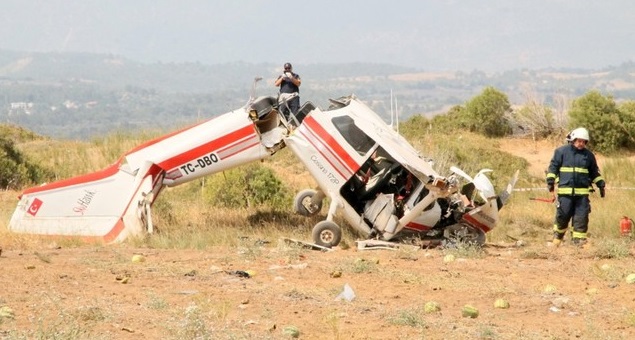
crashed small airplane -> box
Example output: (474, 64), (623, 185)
(9, 79), (517, 246)
(285, 96), (518, 247)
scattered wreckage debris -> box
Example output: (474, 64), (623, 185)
(335, 283), (356, 302)
(226, 270), (254, 278)
(355, 240), (441, 250)
(281, 237), (333, 252)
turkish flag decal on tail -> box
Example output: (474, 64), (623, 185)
(27, 198), (43, 216)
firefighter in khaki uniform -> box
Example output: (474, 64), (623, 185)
(546, 127), (605, 246)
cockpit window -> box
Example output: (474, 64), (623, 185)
(331, 116), (375, 155)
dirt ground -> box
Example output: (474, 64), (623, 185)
(1, 241), (635, 339)
(1, 139), (635, 339)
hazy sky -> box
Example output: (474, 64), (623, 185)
(2, 0), (635, 71)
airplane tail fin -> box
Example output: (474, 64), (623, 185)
(9, 159), (164, 243)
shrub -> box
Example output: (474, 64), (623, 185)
(0, 136), (52, 189)
(508, 104), (556, 138)
(464, 87), (513, 137)
(568, 91), (634, 153)
(202, 163), (291, 209)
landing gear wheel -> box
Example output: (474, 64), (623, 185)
(294, 189), (322, 217)
(312, 220), (342, 248)
(443, 223), (486, 246)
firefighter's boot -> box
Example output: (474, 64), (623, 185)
(551, 232), (564, 247)
(551, 225), (567, 247)
(572, 237), (588, 248)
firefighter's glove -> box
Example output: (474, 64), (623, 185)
(599, 186), (605, 198)
(547, 183), (554, 193)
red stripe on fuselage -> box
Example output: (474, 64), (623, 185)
(405, 221), (432, 231)
(221, 141), (261, 159)
(462, 214), (492, 233)
(302, 116), (358, 176)
(297, 128), (348, 179)
(217, 133), (260, 158)
(158, 124), (256, 170)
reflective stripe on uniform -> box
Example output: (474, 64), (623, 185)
(571, 231), (587, 239)
(553, 224), (567, 234)
(559, 167), (589, 174)
(557, 187), (591, 195)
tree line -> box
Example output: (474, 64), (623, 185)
(422, 87), (635, 154)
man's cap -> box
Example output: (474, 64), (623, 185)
(284, 62), (292, 70)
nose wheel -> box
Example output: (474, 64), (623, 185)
(312, 221), (342, 248)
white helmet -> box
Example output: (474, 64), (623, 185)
(567, 127), (590, 142)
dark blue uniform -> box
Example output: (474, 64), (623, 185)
(546, 143), (605, 241)
(277, 71), (301, 119)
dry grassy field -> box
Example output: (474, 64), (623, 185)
(1, 138), (635, 339)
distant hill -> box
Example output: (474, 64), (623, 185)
(1, 49), (634, 140)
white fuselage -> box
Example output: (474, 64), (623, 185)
(285, 98), (448, 238)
